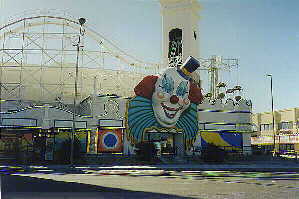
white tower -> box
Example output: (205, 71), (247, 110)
(159, 0), (201, 68)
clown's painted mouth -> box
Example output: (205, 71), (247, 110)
(161, 103), (182, 119)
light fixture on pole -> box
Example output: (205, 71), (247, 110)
(70, 17), (86, 166)
(266, 74), (276, 157)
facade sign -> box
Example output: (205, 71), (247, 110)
(251, 136), (267, 145)
(289, 136), (296, 143)
(98, 129), (123, 153)
(264, 136), (273, 144)
(251, 135), (299, 144)
(54, 120), (87, 129)
(98, 119), (123, 127)
(2, 118), (37, 127)
(279, 136), (289, 144)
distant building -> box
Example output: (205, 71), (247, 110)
(251, 107), (299, 153)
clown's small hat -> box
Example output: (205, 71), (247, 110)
(177, 56), (200, 80)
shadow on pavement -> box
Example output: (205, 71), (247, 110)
(2, 174), (200, 199)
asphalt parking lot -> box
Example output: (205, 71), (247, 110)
(1, 164), (298, 199)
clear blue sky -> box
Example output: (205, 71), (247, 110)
(1, 0), (298, 113)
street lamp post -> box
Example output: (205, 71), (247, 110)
(70, 18), (86, 166)
(267, 74), (276, 157)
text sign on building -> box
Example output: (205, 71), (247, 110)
(279, 136), (289, 144)
(251, 135), (299, 144)
(2, 118), (37, 127)
(98, 119), (123, 127)
(204, 124), (236, 131)
(54, 120), (87, 129)
(251, 136), (273, 144)
(279, 135), (299, 144)
(263, 136), (273, 144)
(289, 135), (299, 144)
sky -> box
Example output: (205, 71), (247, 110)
(0, 0), (298, 113)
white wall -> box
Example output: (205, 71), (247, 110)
(192, 97), (253, 153)
(159, 0), (201, 66)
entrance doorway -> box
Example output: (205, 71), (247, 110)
(146, 132), (184, 156)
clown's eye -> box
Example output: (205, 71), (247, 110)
(183, 98), (190, 105)
(161, 74), (174, 95)
(157, 91), (164, 99)
(176, 81), (188, 97)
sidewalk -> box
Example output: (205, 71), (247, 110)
(2, 158), (298, 173)
(18, 160), (299, 172)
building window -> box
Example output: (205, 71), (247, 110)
(279, 144), (294, 151)
(252, 125), (258, 132)
(264, 145), (274, 152)
(168, 29), (182, 60)
(278, 122), (293, 130)
(260, 124), (273, 131)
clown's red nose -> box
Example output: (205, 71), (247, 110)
(170, 95), (179, 104)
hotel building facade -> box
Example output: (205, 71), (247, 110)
(251, 107), (299, 154)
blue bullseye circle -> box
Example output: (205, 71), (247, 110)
(104, 134), (117, 148)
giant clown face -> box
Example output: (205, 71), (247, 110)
(152, 68), (190, 128)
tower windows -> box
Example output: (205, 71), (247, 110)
(168, 28), (183, 67)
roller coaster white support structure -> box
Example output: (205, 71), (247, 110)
(0, 11), (162, 108)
